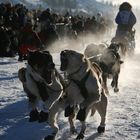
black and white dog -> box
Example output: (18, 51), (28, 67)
(18, 50), (64, 122)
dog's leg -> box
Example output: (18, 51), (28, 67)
(68, 113), (77, 134)
(18, 68), (40, 122)
(95, 93), (108, 133)
(121, 45), (127, 58)
(37, 101), (49, 123)
(28, 98), (39, 122)
(76, 107), (91, 139)
(76, 93), (100, 139)
(113, 74), (119, 92)
(65, 105), (74, 117)
(77, 93), (101, 121)
(76, 121), (86, 139)
(44, 98), (65, 140)
(23, 84), (39, 122)
(102, 73), (109, 94)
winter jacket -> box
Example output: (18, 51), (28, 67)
(115, 10), (136, 30)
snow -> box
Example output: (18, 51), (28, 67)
(0, 43), (140, 140)
(0, 0), (140, 140)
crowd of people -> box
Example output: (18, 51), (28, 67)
(0, 2), (137, 60)
(0, 2), (113, 60)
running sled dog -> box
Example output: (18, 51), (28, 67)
(18, 50), (77, 137)
(18, 50), (64, 122)
(45, 50), (108, 140)
(84, 43), (123, 93)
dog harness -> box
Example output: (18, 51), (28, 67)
(70, 71), (90, 99)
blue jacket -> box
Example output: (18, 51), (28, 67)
(115, 10), (136, 26)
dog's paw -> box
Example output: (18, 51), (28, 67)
(97, 126), (105, 133)
(114, 88), (119, 92)
(38, 111), (48, 123)
(70, 127), (77, 135)
(44, 135), (55, 140)
(29, 109), (39, 122)
(76, 133), (84, 139)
